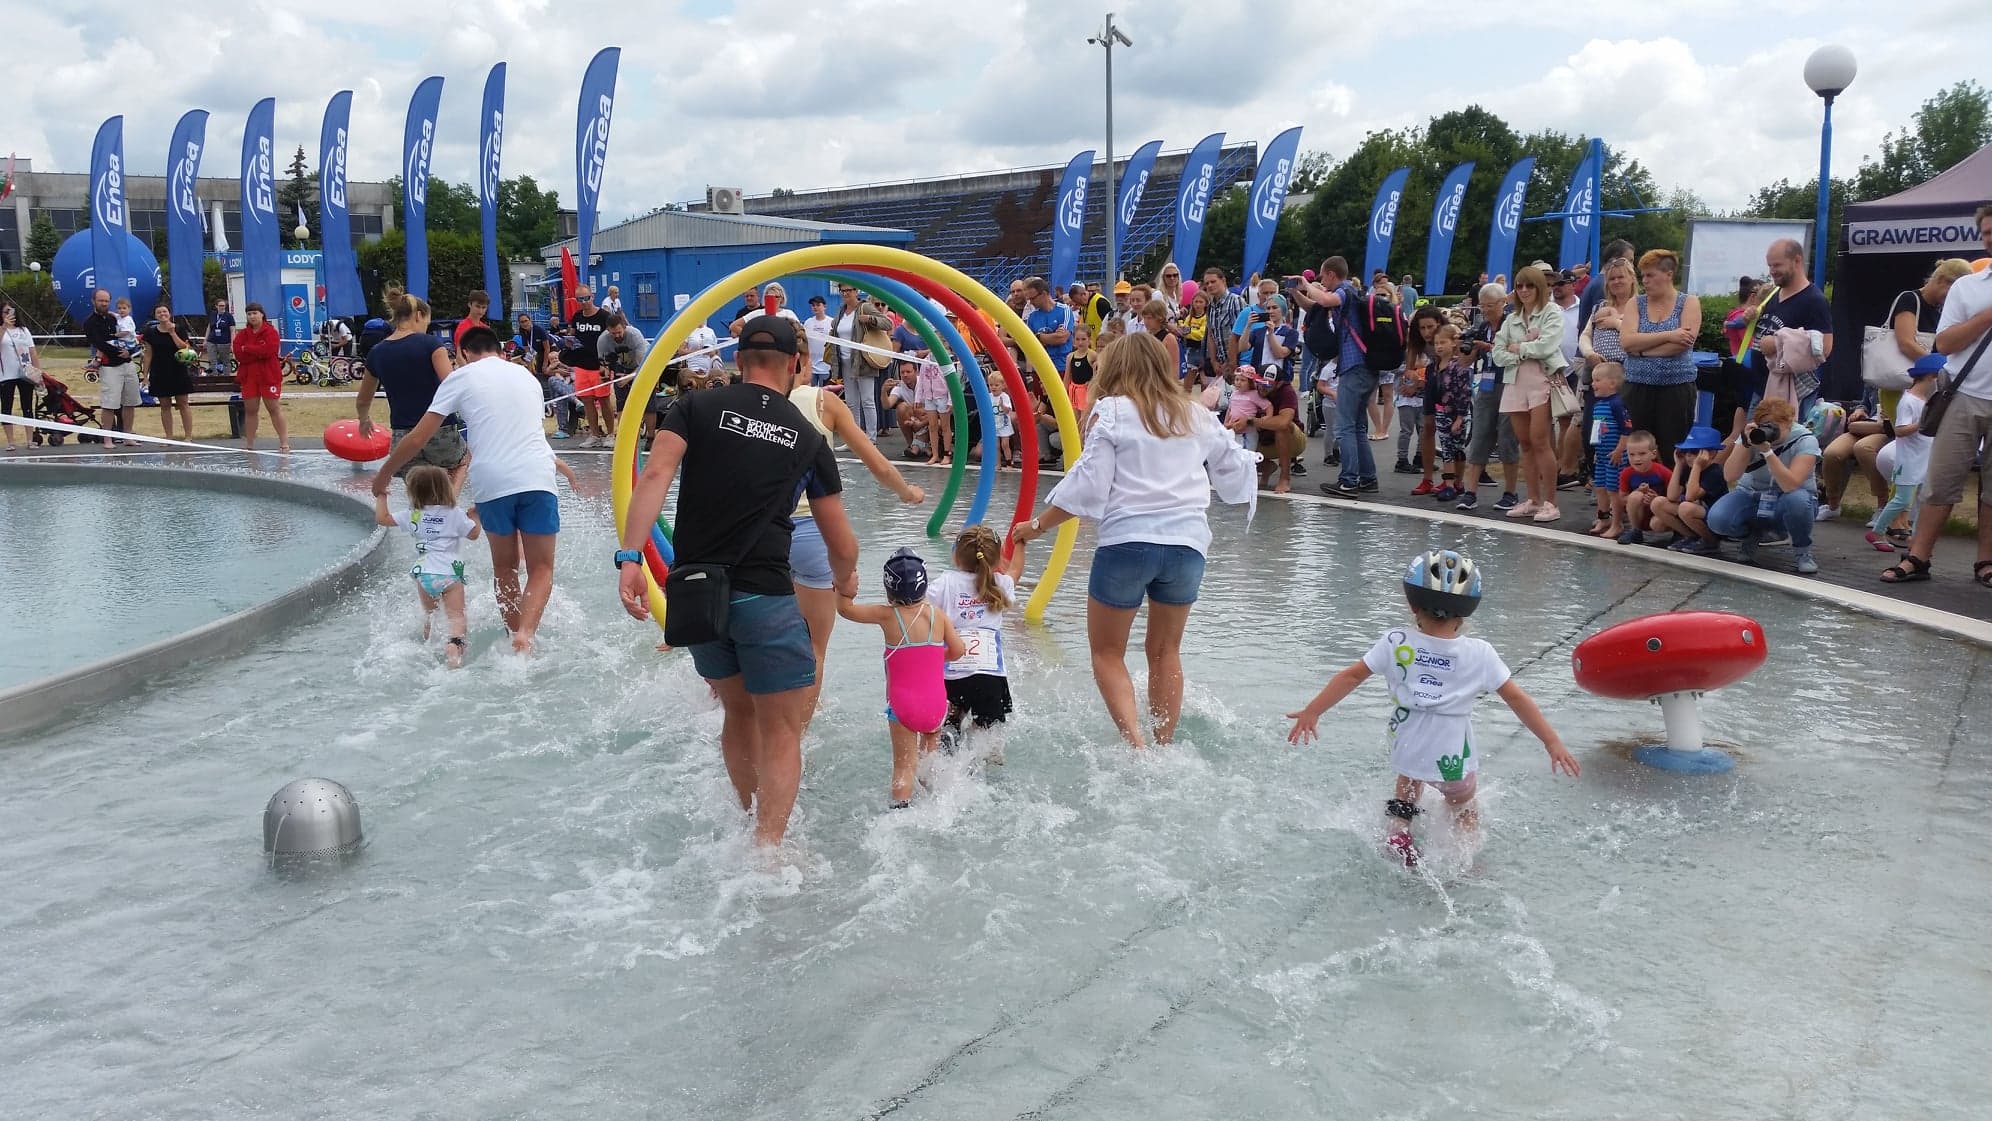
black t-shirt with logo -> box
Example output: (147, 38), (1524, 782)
(84, 310), (130, 367)
(661, 381), (843, 596)
(568, 309), (611, 370)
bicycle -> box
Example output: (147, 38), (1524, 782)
(286, 349), (357, 387)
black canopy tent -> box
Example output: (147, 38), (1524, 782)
(1825, 142), (1991, 398)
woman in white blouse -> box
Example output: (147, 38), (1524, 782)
(1009, 332), (1260, 746)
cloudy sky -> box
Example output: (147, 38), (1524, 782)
(8, 0), (1986, 222)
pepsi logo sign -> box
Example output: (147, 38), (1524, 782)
(290, 295), (306, 312)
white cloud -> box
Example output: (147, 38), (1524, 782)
(4, 0), (1984, 223)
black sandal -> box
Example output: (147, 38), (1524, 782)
(1880, 555), (1932, 584)
(1974, 560), (1992, 589)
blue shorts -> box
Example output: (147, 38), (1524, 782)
(477, 489), (560, 537)
(788, 516), (832, 590)
(689, 593), (817, 695)
(1087, 541), (1206, 609)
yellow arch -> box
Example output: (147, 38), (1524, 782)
(611, 245), (1082, 630)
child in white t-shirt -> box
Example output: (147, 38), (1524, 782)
(114, 298), (140, 357)
(991, 388), (1018, 467)
(1868, 353), (1943, 549)
(1286, 550), (1579, 868)
(926, 525), (1027, 765)
(374, 464), (481, 668)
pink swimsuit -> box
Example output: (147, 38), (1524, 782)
(883, 602), (948, 733)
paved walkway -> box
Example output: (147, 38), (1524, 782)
(7, 431), (1988, 629)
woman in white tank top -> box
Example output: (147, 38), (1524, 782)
(787, 371), (928, 724)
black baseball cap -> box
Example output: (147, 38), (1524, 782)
(808, 294), (826, 305)
(738, 315), (801, 356)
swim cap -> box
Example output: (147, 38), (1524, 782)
(883, 547), (929, 605)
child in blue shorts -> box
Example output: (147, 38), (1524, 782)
(375, 464), (481, 668)
(1586, 361), (1631, 536)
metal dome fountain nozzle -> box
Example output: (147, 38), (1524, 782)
(263, 778), (364, 867)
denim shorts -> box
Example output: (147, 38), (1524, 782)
(689, 593), (817, 695)
(1087, 541), (1206, 609)
(477, 489), (560, 536)
(788, 516), (833, 590)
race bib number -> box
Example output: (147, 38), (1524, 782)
(954, 628), (1004, 675)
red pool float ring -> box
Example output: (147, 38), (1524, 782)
(323, 419), (392, 463)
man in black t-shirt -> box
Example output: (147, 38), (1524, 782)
(566, 285), (615, 446)
(83, 288), (141, 443)
(1749, 238), (1834, 406)
(617, 314), (857, 849)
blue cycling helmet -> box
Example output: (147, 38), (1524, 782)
(1403, 549), (1482, 619)
(882, 547), (929, 605)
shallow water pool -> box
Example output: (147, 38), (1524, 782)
(1, 452), (1987, 1118)
(0, 476), (371, 688)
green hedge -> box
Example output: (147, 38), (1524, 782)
(0, 274), (69, 336)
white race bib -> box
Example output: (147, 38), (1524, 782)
(953, 627), (1005, 675)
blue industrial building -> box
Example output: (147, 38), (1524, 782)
(543, 210), (912, 339)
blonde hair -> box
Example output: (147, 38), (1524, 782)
(1637, 248), (1681, 279)
(1751, 397), (1797, 426)
(1591, 360), (1626, 387)
(405, 465), (455, 509)
(1602, 257), (1637, 299)
(1622, 429), (1657, 452)
(384, 285), (430, 326)
(952, 525), (1012, 612)
(1930, 258), (1974, 285)
(1095, 332), (1194, 438)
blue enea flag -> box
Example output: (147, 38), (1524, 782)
(164, 110), (208, 316)
(1422, 162), (1475, 298)
(1049, 149), (1094, 294)
(1241, 126), (1302, 284)
(1484, 156), (1536, 285)
(89, 117), (130, 307)
(1363, 166), (1411, 283)
(318, 91), (366, 318)
(402, 76), (445, 299)
(478, 63), (507, 322)
(239, 97), (281, 314)
(575, 47), (621, 288)
(1559, 140), (1602, 270)
(1169, 132), (1225, 276)
(1113, 139), (1162, 275)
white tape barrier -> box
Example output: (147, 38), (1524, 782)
(0, 413), (299, 457)
(541, 338), (741, 410)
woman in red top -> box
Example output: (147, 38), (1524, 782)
(231, 302), (289, 452)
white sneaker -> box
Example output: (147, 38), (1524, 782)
(1505, 500), (1541, 519)
(1815, 504), (1839, 522)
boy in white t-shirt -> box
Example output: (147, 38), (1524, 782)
(1286, 550), (1579, 868)
(1868, 353), (1944, 549)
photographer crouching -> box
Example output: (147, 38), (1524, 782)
(1705, 397), (1822, 574)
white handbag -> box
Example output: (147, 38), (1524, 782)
(1861, 291), (1931, 392)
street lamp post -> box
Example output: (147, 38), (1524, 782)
(1804, 45), (1857, 289)
(1088, 14), (1131, 291)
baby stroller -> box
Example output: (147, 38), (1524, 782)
(31, 372), (107, 446)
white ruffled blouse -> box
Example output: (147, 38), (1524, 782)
(1044, 394), (1260, 555)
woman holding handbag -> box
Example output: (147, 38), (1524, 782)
(1862, 259), (1971, 418)
(1492, 266), (1569, 522)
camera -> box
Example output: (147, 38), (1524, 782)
(1747, 423), (1779, 446)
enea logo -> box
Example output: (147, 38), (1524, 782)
(1059, 176), (1087, 236)
(407, 118), (434, 206)
(1252, 157), (1291, 226)
(1118, 168), (1148, 229)
(483, 111), (504, 204)
(171, 141), (202, 223)
(94, 153), (125, 229)
(1570, 177), (1595, 231)
(1179, 161), (1213, 226)
(244, 137), (275, 217)
(1497, 180), (1526, 237)
(1436, 183), (1466, 236)
(323, 127), (348, 212)
(582, 95), (612, 196)
(1371, 188), (1401, 241)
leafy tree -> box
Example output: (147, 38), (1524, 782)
(25, 216), (60, 267)
(496, 175), (562, 259)
(387, 176), (480, 239)
(1852, 80), (1990, 200)
(356, 228), (486, 317)
(0, 270), (67, 333)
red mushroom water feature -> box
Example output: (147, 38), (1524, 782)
(1571, 611), (1768, 773)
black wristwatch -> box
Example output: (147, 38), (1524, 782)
(613, 548), (643, 572)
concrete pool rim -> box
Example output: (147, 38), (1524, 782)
(0, 462), (389, 738)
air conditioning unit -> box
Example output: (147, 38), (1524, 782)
(707, 186), (745, 215)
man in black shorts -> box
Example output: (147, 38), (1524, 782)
(617, 315), (859, 848)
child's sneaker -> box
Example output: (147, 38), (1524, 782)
(1434, 485), (1459, 502)
(1385, 832), (1420, 868)
(1455, 491), (1479, 511)
(1493, 492), (1520, 511)
(1410, 479), (1436, 496)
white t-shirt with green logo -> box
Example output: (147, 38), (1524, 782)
(1361, 628), (1511, 783)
